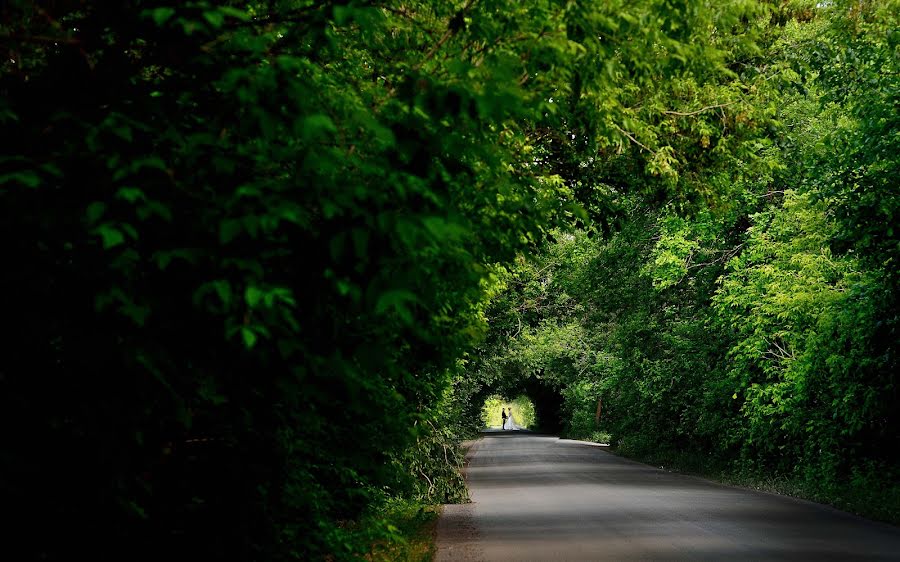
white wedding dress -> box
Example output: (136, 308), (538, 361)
(506, 413), (523, 430)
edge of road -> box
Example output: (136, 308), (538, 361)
(558, 435), (900, 533)
(433, 438), (486, 561)
(460, 437), (482, 462)
(436, 432), (899, 561)
(437, 432), (899, 561)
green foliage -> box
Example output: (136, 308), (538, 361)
(364, 499), (439, 562)
(481, 395), (536, 428)
(390, 416), (469, 506)
(472, 0), (900, 524)
(561, 380), (603, 440)
(3, 0), (896, 559)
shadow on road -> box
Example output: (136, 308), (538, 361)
(480, 429), (553, 437)
(438, 432), (900, 561)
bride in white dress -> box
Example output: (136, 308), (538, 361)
(506, 410), (523, 430)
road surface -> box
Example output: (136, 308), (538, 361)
(436, 432), (900, 561)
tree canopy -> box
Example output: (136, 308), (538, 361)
(469, 0), (899, 525)
(1, 0), (896, 559)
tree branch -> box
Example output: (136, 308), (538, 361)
(612, 123), (655, 154)
(663, 102), (735, 117)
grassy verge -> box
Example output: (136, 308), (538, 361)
(365, 500), (440, 562)
(364, 436), (474, 561)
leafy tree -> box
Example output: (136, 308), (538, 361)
(0, 0), (768, 558)
(471, 0), (899, 523)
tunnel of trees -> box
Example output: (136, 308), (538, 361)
(472, 376), (565, 433)
(1, 0), (897, 560)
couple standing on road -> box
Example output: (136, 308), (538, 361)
(501, 407), (520, 430)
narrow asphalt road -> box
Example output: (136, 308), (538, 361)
(436, 432), (900, 561)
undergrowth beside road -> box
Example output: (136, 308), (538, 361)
(364, 496), (440, 562)
(318, 428), (468, 560)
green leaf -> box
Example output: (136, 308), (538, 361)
(422, 216), (468, 241)
(97, 225), (125, 249)
(203, 10), (226, 28)
(130, 157), (167, 173)
(0, 170), (40, 188)
(242, 327), (257, 349)
(111, 124), (133, 142)
(336, 279), (353, 296)
(213, 280), (231, 306)
(120, 223), (139, 240)
(116, 187), (145, 203)
(148, 7), (176, 26)
(245, 286), (263, 308)
(86, 202), (107, 224)
(152, 249), (197, 270)
(219, 7), (251, 21)
(301, 114), (337, 141)
(120, 302), (151, 326)
(40, 163), (62, 177)
(138, 200), (173, 222)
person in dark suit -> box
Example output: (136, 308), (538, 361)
(501, 408), (508, 430)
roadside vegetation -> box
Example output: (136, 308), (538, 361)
(1, 0), (896, 559)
